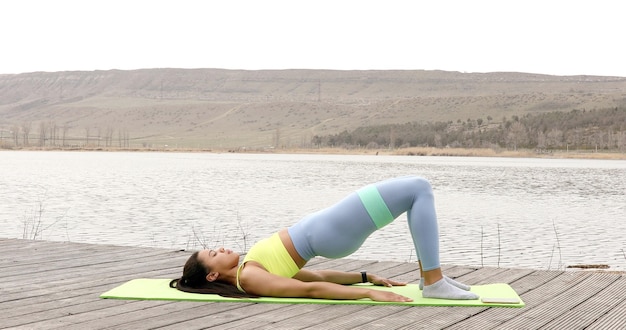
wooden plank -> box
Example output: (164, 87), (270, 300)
(0, 254), (182, 286)
(2, 265), (181, 316)
(442, 265), (482, 279)
(298, 305), (412, 330)
(3, 280), (178, 322)
(393, 267), (532, 329)
(109, 303), (309, 330)
(249, 304), (370, 330)
(2, 299), (147, 329)
(454, 266), (512, 285)
(385, 261), (423, 283)
(1, 246), (355, 329)
(0, 251), (185, 303)
(495, 271), (605, 329)
(0, 242), (147, 268)
(0, 248), (177, 281)
(1, 238), (625, 330)
(476, 267), (537, 284)
(154, 303), (341, 330)
(540, 273), (625, 329)
(470, 270), (588, 329)
(0, 252), (184, 307)
(98, 260), (416, 330)
(0, 241), (103, 269)
(59, 301), (255, 330)
(586, 296), (626, 330)
(441, 269), (559, 330)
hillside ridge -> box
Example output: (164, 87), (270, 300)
(1, 69), (625, 148)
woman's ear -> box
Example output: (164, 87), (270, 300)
(206, 271), (219, 282)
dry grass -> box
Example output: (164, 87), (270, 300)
(389, 147), (626, 160)
(5, 145), (625, 160)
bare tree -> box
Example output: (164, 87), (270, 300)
(62, 124), (70, 147)
(12, 125), (20, 147)
(84, 127), (90, 147)
(49, 121), (58, 146)
(22, 122), (32, 146)
(590, 131), (605, 150)
(117, 128), (130, 148)
(434, 133), (442, 148)
(506, 121), (527, 150)
(546, 128), (563, 149)
(389, 127), (396, 149)
(39, 122), (47, 147)
(565, 128), (582, 149)
(617, 131), (626, 151)
(96, 127), (102, 147)
(105, 127), (114, 147)
(537, 131), (547, 150)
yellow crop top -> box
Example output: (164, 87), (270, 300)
(235, 232), (300, 292)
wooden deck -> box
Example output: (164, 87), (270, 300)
(1, 238), (625, 330)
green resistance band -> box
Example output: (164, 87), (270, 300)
(357, 185), (394, 229)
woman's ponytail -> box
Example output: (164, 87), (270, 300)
(171, 251), (258, 298)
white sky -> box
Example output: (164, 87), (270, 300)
(1, 0), (624, 77)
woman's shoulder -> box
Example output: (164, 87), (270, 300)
(240, 260), (267, 273)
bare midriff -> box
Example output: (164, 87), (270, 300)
(278, 228), (307, 268)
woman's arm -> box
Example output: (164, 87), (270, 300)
(293, 269), (407, 287)
(240, 266), (411, 302)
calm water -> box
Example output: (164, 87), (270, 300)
(1, 151), (625, 271)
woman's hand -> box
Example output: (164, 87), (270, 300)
(368, 289), (413, 302)
(368, 274), (407, 287)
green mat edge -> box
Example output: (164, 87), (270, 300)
(100, 278), (525, 308)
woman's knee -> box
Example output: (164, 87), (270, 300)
(408, 176), (433, 195)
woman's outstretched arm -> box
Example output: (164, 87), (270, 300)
(240, 266), (411, 302)
(293, 269), (407, 287)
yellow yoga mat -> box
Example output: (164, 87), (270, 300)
(100, 279), (525, 308)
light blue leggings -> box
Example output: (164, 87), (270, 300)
(287, 176), (440, 271)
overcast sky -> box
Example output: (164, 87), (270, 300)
(1, 0), (624, 77)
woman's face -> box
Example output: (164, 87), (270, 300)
(197, 247), (240, 274)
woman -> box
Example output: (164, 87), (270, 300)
(171, 176), (479, 302)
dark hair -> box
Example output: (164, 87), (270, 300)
(169, 251), (258, 298)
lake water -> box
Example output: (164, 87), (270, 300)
(1, 151), (625, 271)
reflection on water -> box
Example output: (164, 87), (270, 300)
(1, 151), (625, 270)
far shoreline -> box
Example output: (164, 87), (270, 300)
(2, 145), (626, 160)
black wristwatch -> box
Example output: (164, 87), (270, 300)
(360, 271), (368, 283)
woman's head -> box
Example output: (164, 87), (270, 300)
(196, 247), (240, 279)
(178, 251), (208, 287)
(170, 248), (257, 298)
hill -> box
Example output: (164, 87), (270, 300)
(1, 69), (625, 149)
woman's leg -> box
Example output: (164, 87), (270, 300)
(288, 176), (477, 299)
(376, 176), (478, 299)
(288, 192), (379, 260)
(376, 176), (440, 269)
